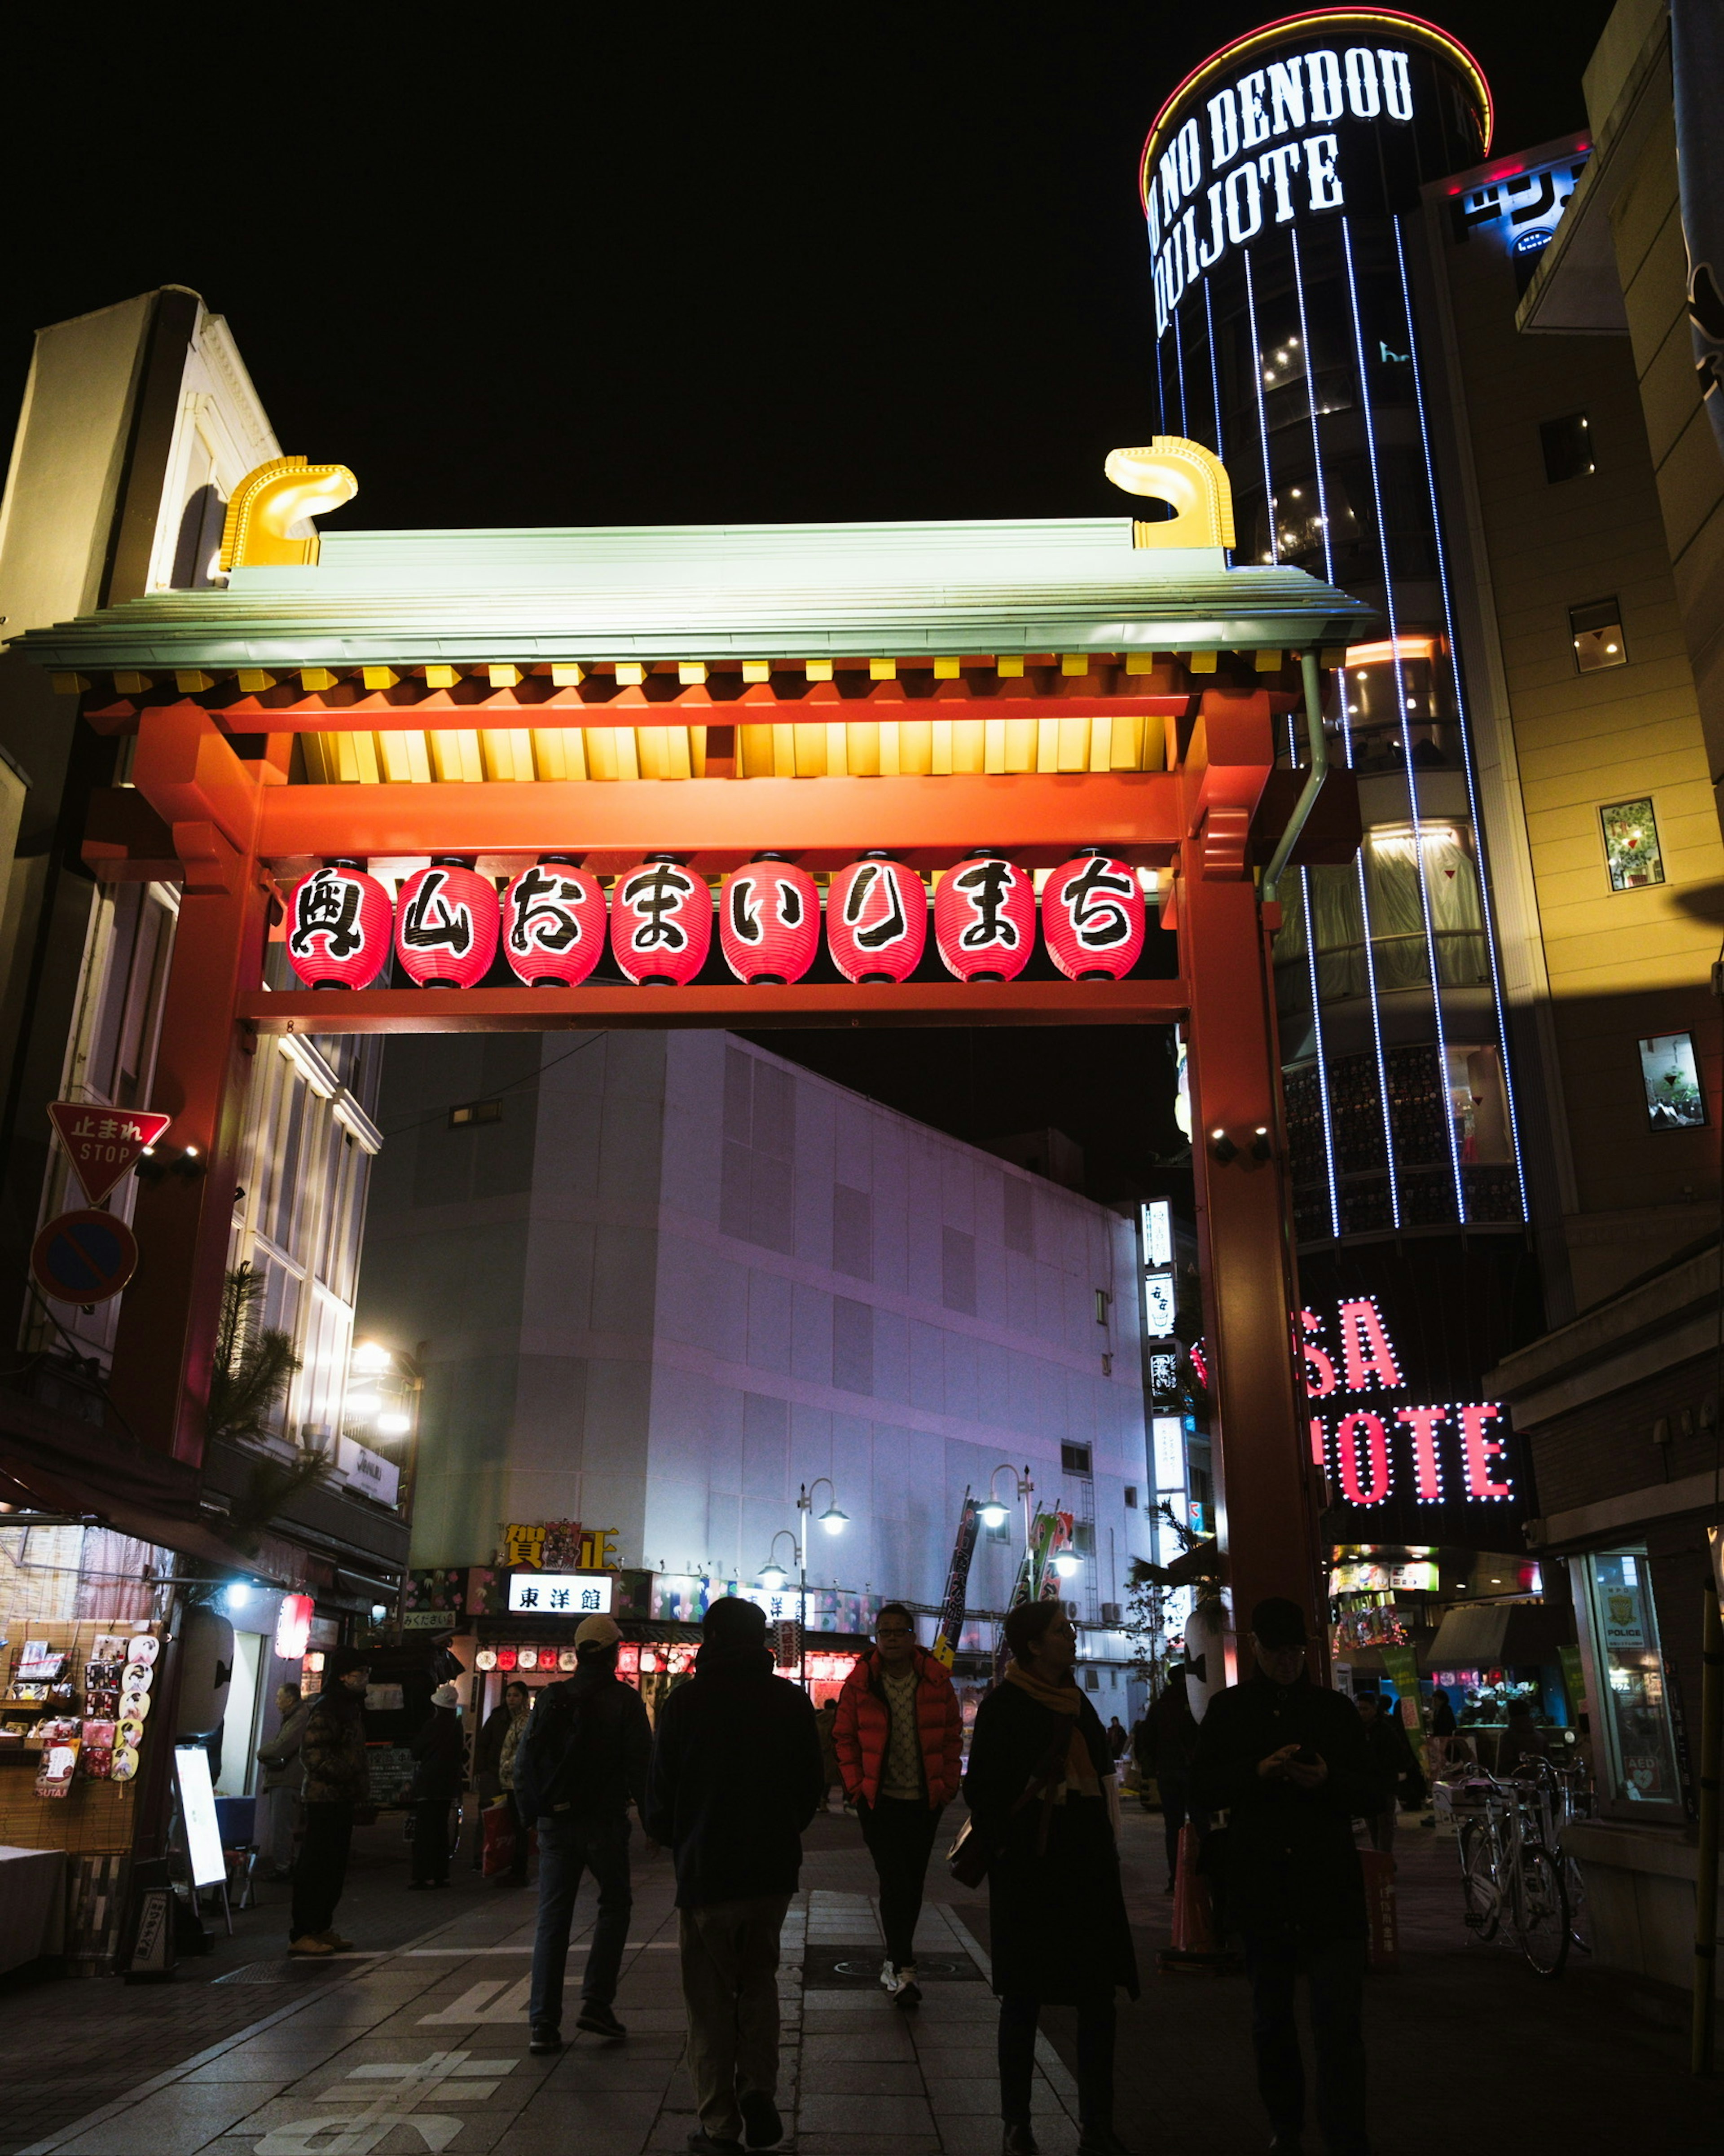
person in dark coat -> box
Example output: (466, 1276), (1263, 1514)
(1190, 1597), (1391, 2156)
(290, 1649), (371, 1955)
(472, 1679), (532, 1883)
(647, 1596), (823, 2156)
(513, 1613), (653, 2055)
(1354, 1693), (1420, 1854)
(406, 1683), (465, 1887)
(964, 1599), (1138, 2156)
(1138, 1664), (1201, 1890)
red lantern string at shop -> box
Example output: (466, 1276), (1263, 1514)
(611, 856), (712, 984)
(394, 858), (499, 988)
(826, 854), (927, 982)
(284, 860), (394, 989)
(501, 857), (607, 987)
(934, 851), (1036, 981)
(720, 855), (821, 983)
(1041, 849), (1147, 981)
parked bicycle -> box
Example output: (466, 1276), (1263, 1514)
(1452, 1764), (1570, 1978)
(1518, 1753), (1593, 1957)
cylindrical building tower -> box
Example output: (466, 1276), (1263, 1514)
(1145, 11), (1528, 1249)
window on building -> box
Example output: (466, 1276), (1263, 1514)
(1571, 597), (1627, 671)
(941, 1226), (976, 1316)
(1580, 1549), (1682, 1812)
(449, 1100), (502, 1128)
(1272, 822), (1487, 1013)
(1539, 412), (1593, 483)
(1123, 1484), (1139, 1510)
(1638, 1032), (1706, 1130)
(1598, 797), (1663, 890)
(1061, 1442), (1093, 1477)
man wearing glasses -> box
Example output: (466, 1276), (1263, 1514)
(833, 1603), (963, 2005)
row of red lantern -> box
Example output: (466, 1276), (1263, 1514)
(284, 850), (1148, 990)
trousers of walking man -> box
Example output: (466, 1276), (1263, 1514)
(647, 1595), (824, 2156)
(513, 1612), (653, 2054)
(1190, 1596), (1390, 2156)
(832, 1601), (961, 2005)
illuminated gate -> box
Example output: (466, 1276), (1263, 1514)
(27, 440), (1369, 1640)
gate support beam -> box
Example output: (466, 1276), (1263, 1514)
(109, 710), (266, 1464)
(1180, 859), (1323, 1659)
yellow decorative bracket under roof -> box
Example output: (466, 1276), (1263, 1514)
(219, 455), (358, 572)
(1103, 437), (1236, 551)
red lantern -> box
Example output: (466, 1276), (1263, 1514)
(826, 855), (927, 983)
(934, 851), (1035, 981)
(1041, 850), (1147, 980)
(284, 861), (393, 989)
(611, 856), (712, 984)
(395, 858), (499, 988)
(720, 856), (821, 983)
(501, 857), (607, 987)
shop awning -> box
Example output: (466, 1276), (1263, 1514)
(0, 1380), (279, 1579)
(1427, 1600), (1568, 1667)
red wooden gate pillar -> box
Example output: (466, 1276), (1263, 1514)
(1176, 690), (1324, 1665)
(108, 708), (267, 1466)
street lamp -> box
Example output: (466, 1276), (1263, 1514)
(759, 1530), (799, 1594)
(981, 1463), (1034, 1543)
(766, 1481), (846, 1689)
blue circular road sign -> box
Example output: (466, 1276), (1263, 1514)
(30, 1208), (139, 1305)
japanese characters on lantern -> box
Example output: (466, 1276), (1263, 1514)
(719, 856), (821, 984)
(825, 855), (927, 983)
(501, 857), (607, 987)
(395, 859), (500, 988)
(611, 856), (712, 984)
(285, 862), (394, 989)
(934, 851), (1036, 981)
(1041, 851), (1147, 980)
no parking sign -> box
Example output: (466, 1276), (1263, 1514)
(30, 1209), (139, 1305)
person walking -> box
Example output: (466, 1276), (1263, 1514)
(1190, 1597), (1390, 2156)
(1139, 1663), (1201, 1891)
(474, 1679), (532, 1885)
(813, 1698), (842, 1809)
(1105, 1715), (1128, 1762)
(406, 1683), (465, 1889)
(255, 1682), (314, 1880)
(964, 1600), (1138, 2156)
(513, 1613), (652, 2056)
(833, 1602), (962, 2007)
(289, 1650), (372, 1956)
(1354, 1693), (1420, 1856)
(646, 1595), (823, 2156)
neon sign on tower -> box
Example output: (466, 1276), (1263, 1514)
(1139, 9), (1531, 1252)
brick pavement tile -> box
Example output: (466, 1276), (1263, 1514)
(788, 2139), (944, 2156)
(795, 2091), (935, 2136)
(799, 2059), (926, 2094)
(500, 2088), (663, 2132)
(796, 2033), (917, 2068)
(939, 2118), (1081, 2156)
(55, 2082), (283, 2155)
(537, 2055), (682, 2093)
(643, 2108), (701, 2152)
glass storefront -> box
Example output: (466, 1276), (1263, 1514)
(1581, 1548), (1681, 1810)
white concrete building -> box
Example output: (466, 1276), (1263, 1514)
(358, 1028), (1153, 1693)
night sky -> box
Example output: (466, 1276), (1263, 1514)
(5, 5), (1618, 1195)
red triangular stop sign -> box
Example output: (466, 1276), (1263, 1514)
(47, 1103), (172, 1207)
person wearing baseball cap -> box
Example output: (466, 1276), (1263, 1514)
(512, 1611), (651, 2056)
(406, 1683), (465, 1890)
(1189, 1596), (1391, 2156)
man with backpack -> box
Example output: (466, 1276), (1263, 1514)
(513, 1612), (653, 2056)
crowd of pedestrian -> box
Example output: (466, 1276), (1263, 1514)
(253, 1589), (1419, 2155)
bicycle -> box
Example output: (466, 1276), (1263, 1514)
(1517, 1754), (1593, 1957)
(1453, 1765), (1570, 1978)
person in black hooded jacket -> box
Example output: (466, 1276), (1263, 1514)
(1190, 1596), (1391, 2156)
(646, 1596), (822, 2156)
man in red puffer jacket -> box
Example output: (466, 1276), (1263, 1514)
(834, 1604), (963, 2007)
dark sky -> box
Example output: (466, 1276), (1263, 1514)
(4, 6), (1617, 1191)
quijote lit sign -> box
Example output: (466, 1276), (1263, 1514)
(1300, 1296), (1512, 1508)
(1146, 44), (1412, 334)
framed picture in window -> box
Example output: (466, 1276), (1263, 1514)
(1638, 1032), (1706, 1131)
(1599, 798), (1664, 890)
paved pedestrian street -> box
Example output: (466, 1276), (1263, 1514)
(2, 1808), (1714, 2156)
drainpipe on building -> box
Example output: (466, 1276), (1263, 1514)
(1260, 648), (1328, 913)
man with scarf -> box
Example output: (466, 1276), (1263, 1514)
(1190, 1596), (1389, 2156)
(964, 1599), (1138, 2156)
(646, 1596), (823, 2155)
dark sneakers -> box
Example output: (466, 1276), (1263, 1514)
(528, 2022), (561, 2055)
(739, 2089), (783, 2148)
(575, 2002), (628, 2041)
